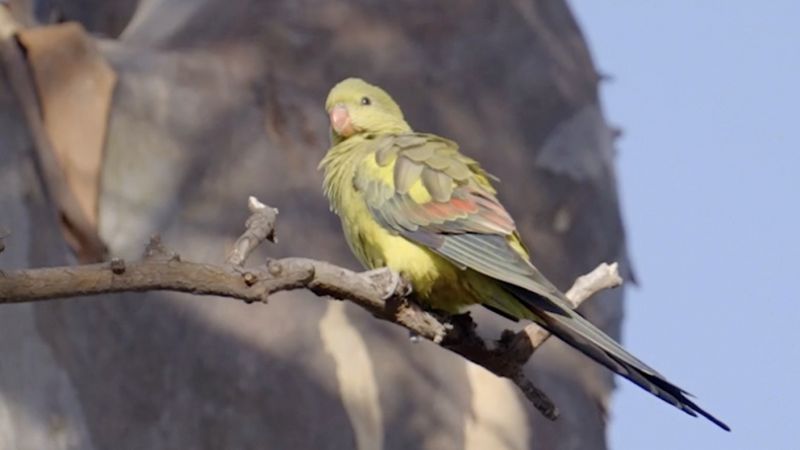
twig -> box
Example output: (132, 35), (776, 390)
(565, 263), (622, 305)
(0, 196), (621, 420)
(226, 196), (278, 266)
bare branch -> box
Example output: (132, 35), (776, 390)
(0, 196), (621, 421)
(565, 262), (622, 305)
(226, 196), (278, 266)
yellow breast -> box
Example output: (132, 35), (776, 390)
(321, 138), (481, 312)
(337, 181), (447, 298)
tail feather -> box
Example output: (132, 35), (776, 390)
(505, 285), (731, 431)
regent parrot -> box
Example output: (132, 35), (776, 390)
(319, 77), (729, 431)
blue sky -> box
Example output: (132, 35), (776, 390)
(569, 2), (800, 449)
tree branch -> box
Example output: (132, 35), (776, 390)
(0, 196), (621, 421)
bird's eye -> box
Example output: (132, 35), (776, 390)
(360, 96), (371, 106)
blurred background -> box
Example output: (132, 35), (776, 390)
(571, 2), (799, 449)
(0, 0), (795, 449)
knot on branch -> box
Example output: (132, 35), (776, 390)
(144, 235), (180, 261)
(109, 258), (126, 274)
(259, 258), (315, 294)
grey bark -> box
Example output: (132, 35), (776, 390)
(1, 1), (631, 449)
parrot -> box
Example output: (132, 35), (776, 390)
(319, 77), (729, 431)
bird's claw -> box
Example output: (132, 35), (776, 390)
(363, 268), (408, 300)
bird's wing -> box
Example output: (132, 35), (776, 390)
(356, 132), (730, 431)
(357, 132), (561, 295)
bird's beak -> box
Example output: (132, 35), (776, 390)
(329, 104), (355, 137)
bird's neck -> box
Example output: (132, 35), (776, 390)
(319, 136), (372, 214)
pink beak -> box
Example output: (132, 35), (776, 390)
(329, 104), (355, 137)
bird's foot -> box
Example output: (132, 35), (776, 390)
(363, 268), (409, 300)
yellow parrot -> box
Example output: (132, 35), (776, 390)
(319, 78), (728, 431)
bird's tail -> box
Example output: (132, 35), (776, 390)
(504, 284), (730, 431)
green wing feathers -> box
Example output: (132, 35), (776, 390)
(361, 133), (518, 238)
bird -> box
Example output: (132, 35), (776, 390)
(319, 77), (729, 431)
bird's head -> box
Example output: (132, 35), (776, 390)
(325, 78), (411, 143)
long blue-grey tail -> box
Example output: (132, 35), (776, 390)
(505, 284), (730, 431)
